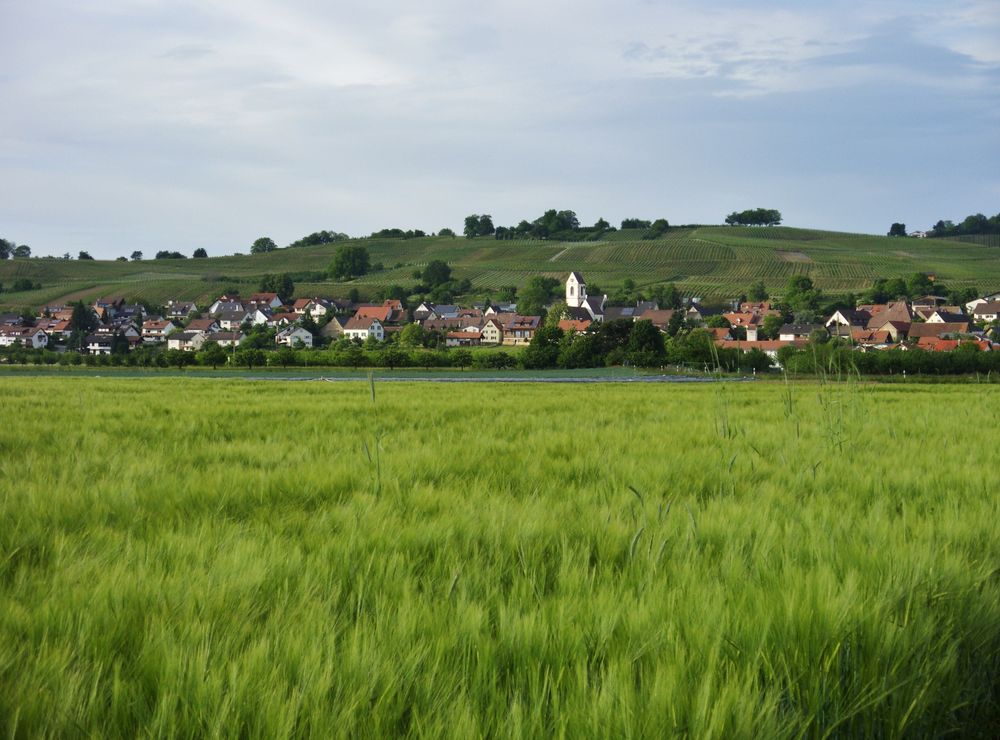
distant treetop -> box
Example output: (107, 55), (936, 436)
(725, 208), (782, 227)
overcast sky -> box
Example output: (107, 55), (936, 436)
(1, 0), (998, 258)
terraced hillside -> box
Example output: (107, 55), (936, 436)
(2, 226), (998, 309)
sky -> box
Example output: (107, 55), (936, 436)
(1, 0), (998, 258)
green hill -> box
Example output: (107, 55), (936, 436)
(2, 226), (998, 310)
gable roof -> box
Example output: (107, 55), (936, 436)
(344, 316), (381, 331)
(569, 271), (585, 284)
(907, 321), (971, 338)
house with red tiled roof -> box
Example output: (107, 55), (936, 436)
(558, 318), (591, 333)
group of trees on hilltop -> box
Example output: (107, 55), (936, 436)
(464, 210), (671, 241)
(0, 238), (30, 259)
(725, 208), (782, 226)
(929, 212), (1000, 238)
(286, 230), (350, 248)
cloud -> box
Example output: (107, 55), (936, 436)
(0, 0), (997, 256)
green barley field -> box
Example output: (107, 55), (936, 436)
(2, 378), (1000, 737)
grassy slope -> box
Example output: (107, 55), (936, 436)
(1, 378), (999, 736)
(2, 226), (998, 310)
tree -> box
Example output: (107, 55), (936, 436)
(626, 320), (666, 366)
(545, 300), (568, 328)
(642, 219), (670, 240)
(130, 250), (143, 261)
(725, 208), (782, 226)
(516, 279), (551, 318)
(235, 348), (266, 369)
(251, 237), (277, 254)
(749, 281), (768, 302)
(286, 230), (350, 248)
(78, 251), (94, 260)
(192, 248), (208, 258)
(621, 218), (651, 229)
(260, 273), (295, 302)
(463, 214), (495, 239)
(398, 323), (426, 347)
(521, 326), (563, 369)
(330, 244), (371, 280)
(0, 238), (12, 259)
(888, 222), (907, 237)
(760, 314), (785, 340)
(155, 250), (186, 259)
(12, 245), (30, 258)
(198, 341), (228, 369)
(666, 309), (686, 337)
(422, 260), (452, 287)
(438, 228), (456, 237)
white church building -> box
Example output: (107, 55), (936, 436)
(565, 272), (606, 322)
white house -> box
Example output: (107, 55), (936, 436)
(167, 331), (207, 352)
(0, 326), (49, 349)
(973, 301), (1000, 323)
(343, 316), (384, 342)
(142, 319), (177, 343)
(481, 317), (504, 344)
(276, 326), (314, 348)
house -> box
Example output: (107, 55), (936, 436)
(83, 333), (114, 355)
(0, 313), (24, 327)
(907, 321), (972, 339)
(248, 292), (284, 310)
(685, 303), (718, 324)
(0, 326), (49, 349)
(565, 272), (606, 321)
(205, 331), (244, 348)
(93, 296), (125, 317)
(972, 301), (1000, 322)
(637, 309), (676, 332)
(209, 294), (244, 314)
(502, 315), (541, 345)
(185, 318), (220, 333)
(354, 301), (406, 325)
(446, 330), (482, 347)
(826, 308), (871, 329)
(716, 339), (807, 366)
(269, 312), (300, 327)
(343, 316), (384, 342)
(603, 300), (658, 322)
(291, 298), (313, 315)
(424, 317), (480, 333)
(166, 300), (198, 319)
(558, 318), (591, 333)
(926, 310), (966, 324)
(484, 302), (517, 315)
(862, 301), (912, 330)
(481, 317), (505, 344)
(911, 295), (948, 312)
(778, 324), (826, 341)
(276, 326), (313, 348)
(304, 298), (333, 319)
(141, 319), (177, 343)
(869, 320), (911, 342)
(320, 316), (348, 340)
(217, 308), (252, 331)
(167, 331), (207, 351)
(916, 337), (990, 352)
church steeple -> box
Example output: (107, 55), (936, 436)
(566, 272), (587, 308)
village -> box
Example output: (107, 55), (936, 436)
(1, 271), (999, 367)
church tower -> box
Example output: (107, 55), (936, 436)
(566, 272), (586, 308)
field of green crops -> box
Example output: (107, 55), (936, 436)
(3, 226), (1000, 309)
(2, 377), (999, 737)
